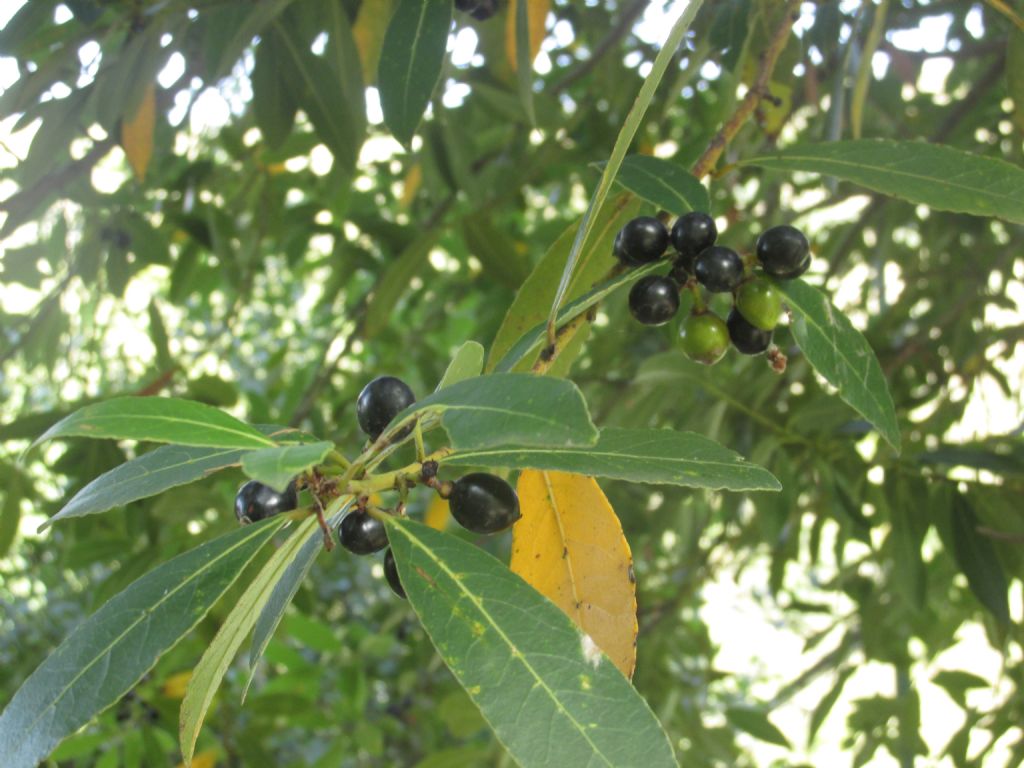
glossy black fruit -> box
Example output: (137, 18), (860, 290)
(449, 472), (521, 534)
(613, 216), (669, 266)
(628, 275), (680, 326)
(356, 375), (416, 440)
(727, 307), (773, 355)
(670, 212), (717, 258)
(383, 549), (406, 599)
(454, 0), (500, 20)
(235, 480), (298, 524)
(694, 246), (744, 293)
(338, 510), (388, 555)
(756, 225), (810, 278)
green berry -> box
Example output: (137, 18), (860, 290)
(680, 312), (729, 365)
(735, 278), (782, 331)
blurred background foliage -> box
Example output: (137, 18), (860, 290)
(1, 0), (1023, 765)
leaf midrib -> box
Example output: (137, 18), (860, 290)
(55, 413), (272, 446)
(391, 522), (616, 767)
(399, 0), (430, 132)
(446, 444), (764, 472)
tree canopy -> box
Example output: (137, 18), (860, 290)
(1, 1), (1023, 766)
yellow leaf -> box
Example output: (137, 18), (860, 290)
(161, 670), (192, 700)
(512, 470), (637, 678)
(505, 0), (549, 72)
(177, 748), (218, 768)
(761, 81), (792, 138)
(121, 83), (156, 182)
(423, 495), (449, 531)
(353, 0), (395, 85)
(400, 163), (422, 208)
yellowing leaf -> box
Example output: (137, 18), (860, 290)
(177, 748), (217, 768)
(505, 0), (549, 72)
(423, 495), (449, 531)
(761, 81), (792, 137)
(162, 670), (192, 700)
(354, 0), (395, 85)
(121, 83), (156, 181)
(511, 470), (637, 677)
(400, 162), (422, 208)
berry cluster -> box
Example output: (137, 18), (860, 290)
(615, 213), (811, 366)
(232, 375), (521, 601)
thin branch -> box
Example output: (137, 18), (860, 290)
(550, 0), (649, 95)
(690, 0), (801, 179)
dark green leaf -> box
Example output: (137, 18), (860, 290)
(725, 707), (791, 748)
(444, 427), (781, 491)
(0, 480), (20, 558)
(377, 0), (451, 146)
(385, 517), (678, 768)
(742, 140), (1024, 224)
(773, 278), (900, 451)
(241, 440), (333, 492)
(597, 155), (710, 213)
(392, 374), (598, 450)
(1009, 32), (1024, 132)
(251, 30), (298, 148)
(0, 518), (286, 768)
(34, 397), (275, 450)
(364, 231), (437, 339)
(931, 670), (990, 706)
(950, 493), (1010, 625)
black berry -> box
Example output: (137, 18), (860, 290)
(454, 0), (500, 20)
(727, 307), (773, 355)
(338, 509), (388, 555)
(694, 246), (744, 293)
(449, 472), (521, 534)
(356, 376), (416, 440)
(383, 548), (406, 599)
(628, 275), (680, 326)
(755, 225), (810, 278)
(234, 479), (298, 524)
(670, 212), (717, 259)
(613, 216), (669, 266)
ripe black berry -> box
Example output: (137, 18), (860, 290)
(756, 225), (810, 278)
(356, 376), (416, 440)
(449, 472), (521, 534)
(454, 0), (500, 20)
(383, 549), (406, 599)
(670, 212), (717, 259)
(694, 246), (744, 293)
(234, 480), (298, 524)
(727, 307), (773, 355)
(628, 275), (680, 326)
(613, 216), (669, 266)
(338, 510), (388, 555)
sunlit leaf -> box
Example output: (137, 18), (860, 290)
(121, 83), (155, 181)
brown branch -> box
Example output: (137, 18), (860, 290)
(550, 0), (649, 95)
(690, 0), (801, 179)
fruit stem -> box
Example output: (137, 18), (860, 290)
(687, 280), (706, 313)
(327, 450), (351, 469)
(345, 448), (452, 496)
(413, 420), (426, 462)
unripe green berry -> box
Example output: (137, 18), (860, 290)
(735, 278), (782, 331)
(680, 312), (729, 366)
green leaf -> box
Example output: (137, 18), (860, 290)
(33, 397), (275, 450)
(487, 195), (641, 371)
(245, 502), (352, 697)
(725, 706), (791, 748)
(365, 230), (437, 339)
(377, 0), (451, 146)
(392, 374), (598, 450)
(437, 341), (485, 391)
(384, 517), (678, 768)
(241, 440), (333, 492)
(596, 155), (710, 213)
(773, 279), (900, 451)
(513, 0), (535, 126)
(547, 1), (704, 329)
(741, 140), (1024, 225)
(493, 261), (664, 373)
(180, 517), (318, 764)
(208, 0), (296, 80)
(950, 493), (1009, 625)
(931, 670), (990, 706)
(251, 29), (298, 148)
(808, 667), (854, 743)
(0, 518), (286, 768)
(443, 427), (781, 491)
(0, 480), (20, 558)
(1009, 32), (1024, 132)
